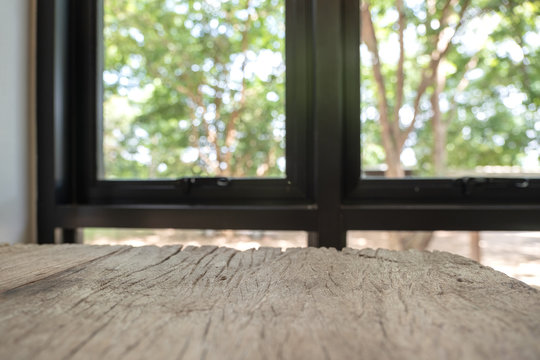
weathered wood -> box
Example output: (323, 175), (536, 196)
(0, 245), (538, 360)
(0, 244), (126, 293)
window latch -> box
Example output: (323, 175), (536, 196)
(455, 177), (530, 196)
(455, 177), (487, 196)
(175, 177), (231, 194)
(514, 179), (530, 189)
(175, 178), (196, 194)
(216, 178), (230, 187)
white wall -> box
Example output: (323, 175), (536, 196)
(0, 0), (35, 244)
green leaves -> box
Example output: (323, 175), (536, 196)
(361, 0), (540, 177)
(102, 0), (285, 179)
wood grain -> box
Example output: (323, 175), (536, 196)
(0, 245), (538, 360)
(0, 244), (126, 293)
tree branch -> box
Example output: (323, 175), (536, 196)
(398, 0), (471, 149)
(223, 0), (252, 175)
(361, 1), (401, 172)
(445, 53), (480, 122)
(223, 41), (250, 174)
(393, 0), (406, 139)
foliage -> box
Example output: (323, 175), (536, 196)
(102, 0), (540, 180)
(361, 0), (540, 177)
(103, 0), (285, 179)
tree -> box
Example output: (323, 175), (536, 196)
(102, 0), (286, 179)
(361, 0), (540, 178)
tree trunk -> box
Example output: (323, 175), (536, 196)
(384, 150), (405, 178)
(431, 66), (448, 176)
(387, 231), (434, 251)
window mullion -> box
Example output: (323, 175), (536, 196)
(311, 0), (347, 249)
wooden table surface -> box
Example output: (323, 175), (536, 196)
(0, 244), (539, 360)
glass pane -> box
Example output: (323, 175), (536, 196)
(102, 0), (286, 179)
(360, 1), (540, 178)
(347, 231), (540, 288)
(83, 228), (306, 251)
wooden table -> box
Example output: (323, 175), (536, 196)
(1, 244), (539, 359)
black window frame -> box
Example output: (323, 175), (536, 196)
(342, 0), (540, 231)
(81, 0), (312, 205)
(38, 0), (540, 249)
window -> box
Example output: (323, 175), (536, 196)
(38, 0), (540, 249)
(345, 0), (540, 205)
